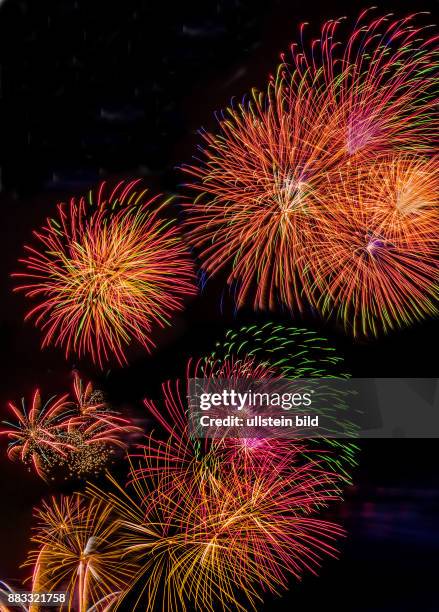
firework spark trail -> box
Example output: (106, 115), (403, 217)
(25, 495), (135, 612)
(0, 582), (30, 612)
(182, 11), (438, 331)
(14, 181), (197, 367)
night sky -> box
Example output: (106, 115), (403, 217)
(1, 1), (439, 610)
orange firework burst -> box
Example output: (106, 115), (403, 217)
(0, 390), (75, 480)
(306, 155), (439, 335)
(183, 85), (320, 311)
(87, 451), (344, 612)
(14, 180), (197, 367)
(25, 494), (135, 612)
(182, 10), (438, 328)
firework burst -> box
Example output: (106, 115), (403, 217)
(25, 494), (135, 612)
(138, 326), (358, 490)
(0, 390), (75, 480)
(127, 323), (357, 610)
(127, 326), (352, 611)
(182, 10), (438, 324)
(60, 373), (141, 478)
(1, 374), (140, 480)
(14, 181), (197, 367)
(306, 155), (439, 335)
(198, 322), (359, 481)
(276, 9), (438, 156)
(87, 452), (345, 612)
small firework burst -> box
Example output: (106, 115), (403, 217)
(60, 374), (141, 478)
(14, 180), (197, 367)
(0, 391), (75, 480)
(1, 374), (140, 480)
(25, 494), (135, 612)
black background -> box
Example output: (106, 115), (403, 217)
(0, 1), (438, 610)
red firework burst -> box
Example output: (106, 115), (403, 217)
(139, 354), (350, 500)
(14, 181), (197, 367)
